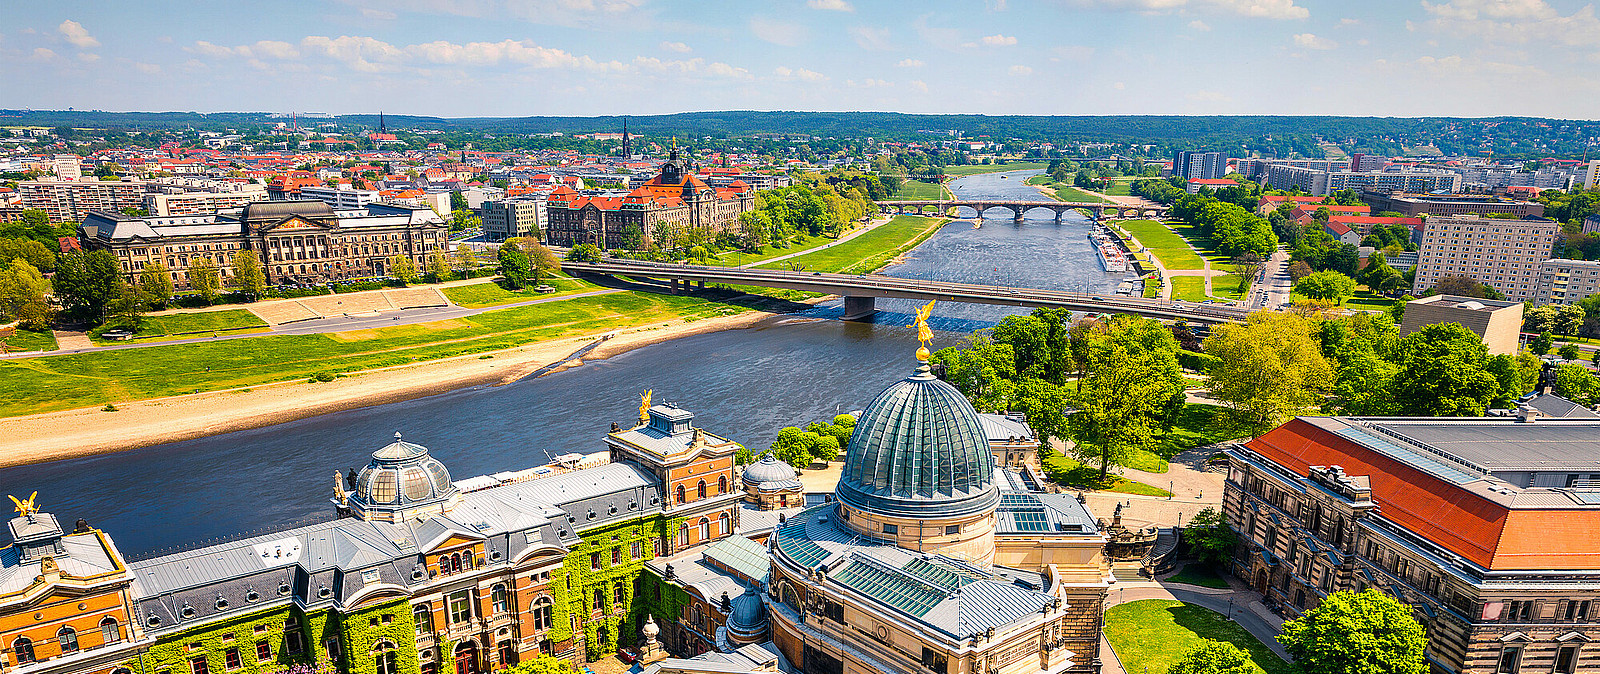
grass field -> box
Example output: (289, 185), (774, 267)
(91, 309), (269, 343)
(1052, 185), (1110, 203)
(1159, 404), (1240, 456)
(715, 232), (838, 267)
(1212, 273), (1249, 300)
(1169, 220), (1234, 265)
(756, 215), (945, 275)
(2, 328), (57, 353)
(441, 277), (599, 308)
(1102, 178), (1136, 196)
(1166, 564), (1231, 589)
(942, 161), (1050, 176)
(1171, 276), (1209, 302)
(1346, 287), (1398, 311)
(1120, 220), (1205, 270)
(1106, 600), (1290, 674)
(894, 179), (951, 200)
(0, 292), (744, 418)
(1041, 451), (1172, 496)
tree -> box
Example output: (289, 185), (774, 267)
(0, 238), (57, 272)
(1183, 508), (1238, 568)
(103, 286), (147, 333)
(53, 250), (123, 320)
(1429, 275), (1498, 299)
(1559, 343), (1582, 361)
(1286, 260), (1313, 282)
(567, 244), (602, 263)
(931, 333), (1018, 413)
(427, 251), (450, 280)
(1531, 331), (1554, 355)
(504, 654), (572, 674)
(1067, 315), (1185, 481)
(1229, 253), (1262, 291)
(810, 434), (841, 462)
(1169, 640), (1255, 674)
(496, 240), (532, 289)
(454, 243), (477, 272)
(770, 427), (812, 469)
(524, 240), (561, 285)
(230, 250), (266, 299)
(0, 260), (53, 329)
(388, 254), (419, 285)
(1277, 589), (1428, 674)
(139, 259), (174, 308)
(1391, 323), (1502, 416)
(619, 224), (645, 251)
(1554, 364), (1600, 406)
(1204, 312), (1334, 438)
(1295, 270), (1357, 302)
(189, 257), (222, 304)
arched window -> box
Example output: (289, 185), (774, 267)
(531, 598), (553, 630)
(58, 627), (78, 654)
(697, 480), (707, 500)
(676, 485), (686, 504)
(718, 476), (727, 494)
(438, 559), (450, 576)
(613, 583), (625, 606)
(718, 512), (730, 537)
(593, 588), (605, 612)
(414, 604), (433, 635)
(13, 637), (33, 664)
(781, 585), (798, 610)
(698, 517), (710, 542)
(450, 553), (462, 574)
(100, 617), (121, 645)
(373, 641), (397, 674)
(491, 585), (509, 614)
(679, 522), (689, 547)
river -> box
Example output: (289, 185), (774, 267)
(0, 169), (1132, 557)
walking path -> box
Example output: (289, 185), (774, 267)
(733, 215), (896, 269)
(1101, 571), (1293, 674)
(1079, 447), (1226, 529)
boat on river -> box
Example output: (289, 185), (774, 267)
(1088, 226), (1129, 273)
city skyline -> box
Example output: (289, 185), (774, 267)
(6, 0), (1600, 119)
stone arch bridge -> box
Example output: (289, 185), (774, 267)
(877, 200), (1168, 223)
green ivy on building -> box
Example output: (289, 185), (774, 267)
(123, 598), (417, 674)
(544, 514), (682, 661)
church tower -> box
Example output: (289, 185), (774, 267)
(621, 117), (631, 159)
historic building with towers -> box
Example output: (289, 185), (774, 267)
(543, 147), (753, 250)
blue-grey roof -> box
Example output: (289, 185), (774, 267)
(837, 363), (999, 519)
(742, 453), (798, 485)
(994, 492), (1099, 536)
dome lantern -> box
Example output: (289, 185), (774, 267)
(339, 432), (460, 522)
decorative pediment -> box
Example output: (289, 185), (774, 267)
(424, 533), (484, 554)
(261, 216), (334, 232)
(1500, 632), (1533, 643)
(1557, 631), (1591, 643)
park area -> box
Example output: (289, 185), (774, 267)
(941, 161), (1050, 176)
(88, 308), (269, 344)
(756, 215), (946, 275)
(892, 178), (951, 200)
(1105, 599), (1291, 674)
(1022, 175), (1111, 203)
(1119, 220), (1205, 270)
(440, 277), (599, 308)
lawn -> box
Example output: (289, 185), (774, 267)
(756, 215), (946, 275)
(1052, 185), (1110, 203)
(1159, 404), (1242, 456)
(1120, 220), (1205, 270)
(894, 178), (951, 200)
(942, 161), (1050, 176)
(1346, 287), (1397, 311)
(91, 309), (269, 343)
(1171, 276), (1209, 302)
(1102, 178), (1137, 197)
(2, 328), (57, 353)
(0, 291), (746, 418)
(1106, 600), (1291, 674)
(715, 232), (838, 267)
(1041, 450), (1172, 496)
(1169, 220), (1233, 265)
(1212, 273), (1250, 301)
(442, 277), (600, 308)
(1166, 564), (1231, 589)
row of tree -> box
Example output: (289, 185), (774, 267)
(1170, 194), (1279, 258)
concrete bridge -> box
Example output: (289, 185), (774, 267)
(877, 200), (1169, 223)
(563, 260), (1248, 323)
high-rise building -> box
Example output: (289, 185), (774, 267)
(481, 198), (544, 243)
(1532, 258), (1600, 307)
(16, 180), (149, 223)
(1171, 150), (1228, 181)
(1412, 215), (1559, 301)
(52, 154), (82, 181)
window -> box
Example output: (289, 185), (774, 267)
(102, 617), (121, 644)
(1555, 645), (1579, 674)
(697, 480), (707, 500)
(325, 640), (340, 663)
(882, 523), (898, 535)
(698, 518), (710, 541)
(631, 541), (641, 559)
(374, 642), (397, 674)
(1497, 646), (1521, 673)
(591, 552), (601, 570)
(190, 657), (209, 674)
(612, 548), (621, 566)
(491, 585), (509, 614)
(12, 638), (33, 664)
(614, 583), (626, 606)
(718, 476), (728, 494)
(1567, 600), (1592, 622)
(532, 598), (554, 630)
(449, 590), (474, 624)
(414, 604), (433, 634)
(225, 648), (241, 670)
(945, 525), (961, 535)
(256, 642), (271, 662)
(921, 648), (949, 674)
(1506, 601), (1534, 623)
(593, 588), (605, 612)
(59, 627), (78, 654)
(286, 627), (305, 655)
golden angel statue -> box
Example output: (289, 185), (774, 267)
(908, 300), (936, 361)
(8, 491), (38, 517)
(639, 390), (653, 425)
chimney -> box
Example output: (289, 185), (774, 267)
(1516, 405), (1541, 423)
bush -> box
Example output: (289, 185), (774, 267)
(1558, 344), (1581, 361)
(567, 244), (603, 263)
(310, 372), (336, 382)
(1177, 349), (1221, 374)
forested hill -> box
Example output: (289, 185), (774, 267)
(5, 109), (1598, 156)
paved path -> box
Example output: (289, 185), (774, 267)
(1246, 247), (1292, 310)
(732, 215), (898, 269)
(1103, 574), (1293, 672)
(1079, 447), (1227, 529)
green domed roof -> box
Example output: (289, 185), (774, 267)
(836, 362), (998, 519)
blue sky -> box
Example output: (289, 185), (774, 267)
(4, 0), (1599, 119)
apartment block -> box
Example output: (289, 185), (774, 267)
(1412, 216), (1559, 301)
(1172, 150), (1229, 181)
(1532, 259), (1600, 307)
(144, 190), (269, 216)
(297, 185), (381, 210)
(1362, 192), (1545, 219)
(16, 180), (149, 223)
(481, 198), (544, 242)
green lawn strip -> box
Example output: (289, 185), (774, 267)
(0, 292), (741, 418)
(1169, 221), (1233, 265)
(893, 179), (952, 200)
(1102, 180), (1135, 197)
(1345, 286), (1397, 311)
(1166, 564), (1231, 590)
(91, 309), (269, 343)
(1160, 404), (1243, 456)
(756, 215), (946, 274)
(941, 161), (1051, 176)
(1124, 448), (1169, 473)
(1120, 220), (1205, 270)
(714, 284), (825, 302)
(1052, 185), (1111, 203)
(1041, 451), (1173, 497)
(2, 328), (57, 352)
(441, 277), (600, 308)
(1212, 273), (1249, 300)
(1106, 600), (1291, 674)
(1171, 277), (1209, 302)
(714, 232), (839, 267)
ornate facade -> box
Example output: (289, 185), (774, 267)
(544, 149), (753, 250)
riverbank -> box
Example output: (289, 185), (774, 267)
(0, 306), (794, 468)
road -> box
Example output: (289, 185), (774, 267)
(1245, 248), (1293, 310)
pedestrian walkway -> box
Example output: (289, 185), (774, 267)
(1101, 567), (1294, 673)
(736, 215), (898, 269)
(51, 329), (93, 350)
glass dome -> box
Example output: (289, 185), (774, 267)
(352, 433), (457, 513)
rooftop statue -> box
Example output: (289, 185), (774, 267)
(8, 491), (38, 517)
(639, 389), (653, 425)
(908, 299), (936, 361)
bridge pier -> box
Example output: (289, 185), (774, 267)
(698, 280), (705, 291)
(1012, 208), (1024, 224)
(1054, 210), (1063, 224)
(841, 295), (876, 321)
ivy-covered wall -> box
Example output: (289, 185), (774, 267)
(545, 514), (680, 661)
(631, 570), (690, 654)
(123, 605), (304, 674)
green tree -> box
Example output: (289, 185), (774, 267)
(1067, 315), (1185, 481)
(1559, 343), (1582, 361)
(522, 240), (561, 285)
(388, 254), (419, 285)
(566, 243), (602, 263)
(426, 250), (450, 280)
(1531, 331), (1554, 355)
(454, 243), (477, 272)
(770, 427), (812, 469)
(0, 259), (53, 329)
(1203, 312), (1334, 438)
(1182, 507), (1238, 568)
(189, 257), (221, 304)
(1169, 639), (1255, 674)
(1554, 364), (1600, 406)
(139, 259), (174, 308)
(0, 238), (57, 272)
(931, 333), (1018, 413)
(504, 654), (572, 674)
(811, 434), (841, 462)
(230, 250), (266, 298)
(53, 250), (123, 319)
(103, 286), (147, 333)
(496, 240), (532, 289)
(1295, 270), (1357, 302)
(619, 224), (645, 251)
(1277, 589), (1428, 674)
(1391, 323), (1502, 416)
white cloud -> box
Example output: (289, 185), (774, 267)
(133, 62), (161, 74)
(850, 26), (893, 50)
(896, 58), (925, 67)
(77, 52), (101, 63)
(251, 40), (302, 59)
(1292, 33), (1337, 49)
(1009, 64), (1033, 75)
(1062, 0), (1307, 19)
(188, 35), (634, 74)
(58, 20), (99, 48)
(807, 0), (855, 10)
(774, 66), (828, 82)
(909, 79), (929, 92)
(360, 8), (398, 20)
(1339, 17), (1359, 25)
(29, 47), (55, 61)
(847, 78), (892, 88)
(1419, 0), (1600, 47)
(1050, 45), (1096, 61)
(982, 34), (1018, 46)
(1189, 19), (1211, 30)
(660, 41), (692, 53)
(751, 17), (806, 47)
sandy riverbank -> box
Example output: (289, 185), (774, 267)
(0, 308), (785, 468)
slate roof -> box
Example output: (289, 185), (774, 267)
(977, 413), (1034, 442)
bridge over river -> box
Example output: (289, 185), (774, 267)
(877, 200), (1169, 222)
(563, 260), (1248, 323)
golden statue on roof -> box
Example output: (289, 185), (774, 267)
(639, 390), (653, 425)
(8, 492), (38, 517)
(908, 300), (936, 361)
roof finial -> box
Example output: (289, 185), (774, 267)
(394, 431), (402, 441)
(908, 300), (936, 362)
(639, 390), (653, 426)
(8, 492), (38, 517)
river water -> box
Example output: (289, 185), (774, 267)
(1, 169), (1131, 556)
